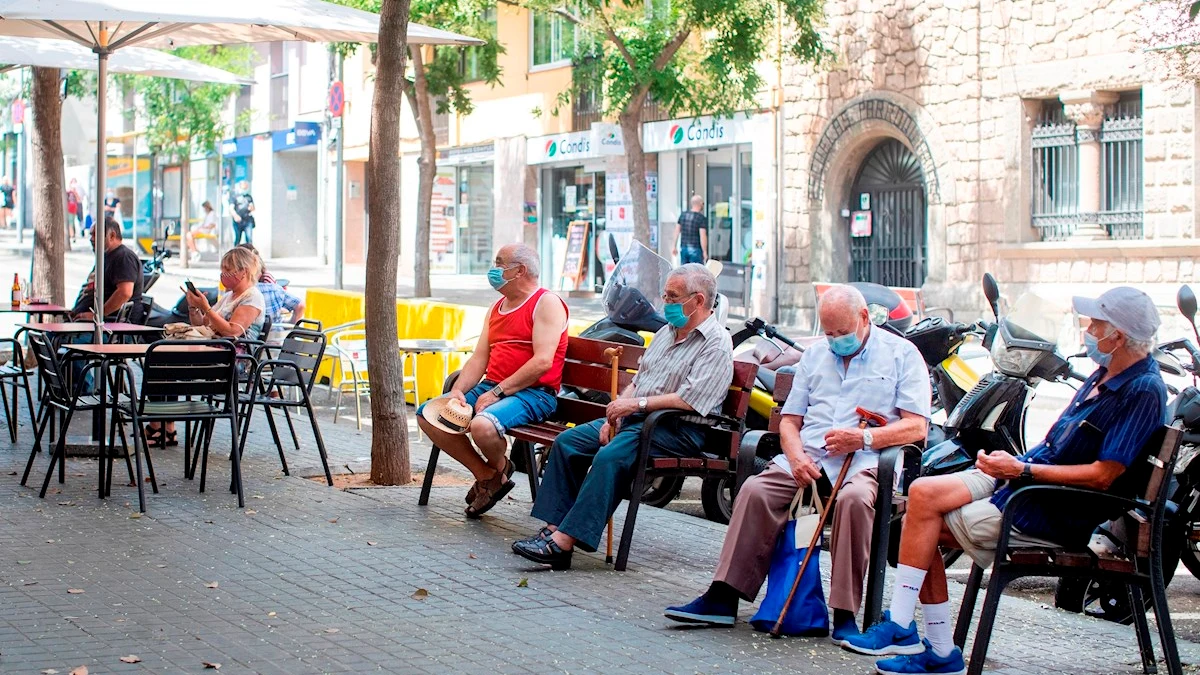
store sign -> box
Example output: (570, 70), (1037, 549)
(641, 113), (757, 153)
(219, 135), (254, 158)
(527, 124), (626, 165)
(593, 123), (624, 156)
(272, 121), (321, 152)
(438, 142), (494, 165)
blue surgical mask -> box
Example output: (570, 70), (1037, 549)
(828, 332), (863, 357)
(1084, 330), (1116, 368)
(664, 302), (692, 328)
(487, 267), (510, 291)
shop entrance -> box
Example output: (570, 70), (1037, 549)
(457, 165), (494, 274)
(541, 166), (605, 291)
(848, 139), (927, 287)
(686, 144), (751, 263)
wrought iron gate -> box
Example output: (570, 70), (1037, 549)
(849, 139), (927, 287)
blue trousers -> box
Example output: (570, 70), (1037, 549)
(531, 416), (705, 552)
(680, 244), (704, 265)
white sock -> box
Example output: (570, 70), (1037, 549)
(887, 564), (926, 627)
(922, 601), (954, 658)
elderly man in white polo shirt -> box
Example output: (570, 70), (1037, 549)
(665, 284), (931, 641)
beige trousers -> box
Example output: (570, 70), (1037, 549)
(713, 462), (878, 613)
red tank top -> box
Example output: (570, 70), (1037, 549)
(486, 288), (569, 390)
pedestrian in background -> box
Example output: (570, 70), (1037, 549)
(674, 194), (709, 265)
(65, 178), (83, 242)
(188, 201), (219, 262)
(103, 189), (121, 224)
(0, 176), (14, 229)
(231, 180), (256, 246)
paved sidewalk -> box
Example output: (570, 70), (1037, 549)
(0, 394), (1198, 675)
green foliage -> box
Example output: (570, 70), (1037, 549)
(116, 45), (254, 161)
(328, 0), (502, 117)
(528, 0), (830, 119)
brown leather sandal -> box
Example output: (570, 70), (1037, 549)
(465, 459), (516, 519)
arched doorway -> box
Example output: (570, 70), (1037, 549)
(848, 139), (928, 287)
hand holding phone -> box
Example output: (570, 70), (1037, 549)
(184, 279), (198, 295)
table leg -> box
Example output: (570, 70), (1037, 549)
(97, 357), (107, 499)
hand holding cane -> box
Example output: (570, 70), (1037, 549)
(603, 346), (624, 566)
(770, 407), (888, 638)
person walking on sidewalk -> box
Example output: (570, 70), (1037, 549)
(0, 176), (14, 229)
(664, 284), (930, 639)
(842, 287), (1166, 675)
(416, 244), (569, 518)
(674, 194), (708, 264)
(231, 181), (256, 246)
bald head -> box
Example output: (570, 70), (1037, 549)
(818, 285), (870, 343)
(690, 195), (704, 211)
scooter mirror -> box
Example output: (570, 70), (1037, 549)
(608, 233), (621, 264)
(982, 273), (1001, 319)
(1178, 284), (1197, 324)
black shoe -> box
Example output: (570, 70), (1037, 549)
(511, 527), (554, 552)
(512, 536), (573, 570)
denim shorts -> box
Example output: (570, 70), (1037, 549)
(418, 380), (558, 435)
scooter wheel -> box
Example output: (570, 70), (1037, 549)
(701, 457), (770, 524)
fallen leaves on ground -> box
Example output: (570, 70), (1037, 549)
(267, 612), (277, 617)
(129, 513), (142, 519)
(323, 628), (340, 634)
(40, 669), (58, 674)
(366, 541), (377, 546)
(517, 578), (529, 588)
(201, 662), (221, 670)
(69, 667), (87, 675)
(119, 655), (141, 664)
(411, 588), (428, 600)
(66, 589), (85, 594)
(244, 510), (257, 515)
(328, 518), (339, 524)
(467, 553), (477, 559)
(205, 582), (219, 589)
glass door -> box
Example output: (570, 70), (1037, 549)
(457, 165), (494, 274)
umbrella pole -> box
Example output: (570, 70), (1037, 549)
(93, 26), (109, 345)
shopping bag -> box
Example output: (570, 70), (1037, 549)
(750, 489), (829, 637)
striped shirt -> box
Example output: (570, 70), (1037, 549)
(992, 354), (1167, 547)
(633, 312), (733, 416)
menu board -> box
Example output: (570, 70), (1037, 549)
(559, 220), (590, 291)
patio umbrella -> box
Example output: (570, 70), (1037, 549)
(0, 37), (254, 84)
(0, 0), (483, 341)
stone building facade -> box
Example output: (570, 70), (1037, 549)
(778, 0), (1200, 328)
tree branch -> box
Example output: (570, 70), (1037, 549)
(652, 27), (691, 72)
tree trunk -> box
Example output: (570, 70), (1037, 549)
(620, 96), (652, 248)
(30, 68), (66, 305)
(408, 47), (436, 299)
(367, 0), (414, 486)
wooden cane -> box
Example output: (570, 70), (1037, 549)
(770, 407), (888, 638)
(604, 346), (623, 565)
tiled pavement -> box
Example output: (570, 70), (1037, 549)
(0, 397), (1198, 674)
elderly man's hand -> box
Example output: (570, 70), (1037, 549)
(599, 422), (612, 445)
(976, 450), (1024, 480)
(789, 453), (822, 488)
(605, 397), (639, 428)
(474, 391), (499, 414)
(824, 428), (865, 456)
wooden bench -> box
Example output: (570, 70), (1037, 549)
(417, 335), (759, 571)
(952, 426), (1183, 675)
(738, 369), (922, 628)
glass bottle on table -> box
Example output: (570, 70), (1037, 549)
(9, 273), (20, 307)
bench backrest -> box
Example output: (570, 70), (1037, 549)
(1131, 425), (1183, 559)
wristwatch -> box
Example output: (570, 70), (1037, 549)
(862, 428), (873, 451)
(489, 384), (505, 398)
(1021, 463), (1034, 481)
(638, 397), (648, 413)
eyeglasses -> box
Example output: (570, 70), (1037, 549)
(662, 292), (696, 303)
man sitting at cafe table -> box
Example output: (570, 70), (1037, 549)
(69, 217), (144, 323)
(842, 286), (1167, 675)
(417, 243), (569, 519)
(510, 263), (734, 570)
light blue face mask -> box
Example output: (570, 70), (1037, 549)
(487, 266), (510, 290)
(1084, 330), (1116, 368)
(828, 331), (863, 357)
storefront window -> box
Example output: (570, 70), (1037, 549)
(543, 167), (605, 290)
(457, 165), (494, 274)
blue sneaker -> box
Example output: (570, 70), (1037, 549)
(842, 611), (924, 656)
(875, 640), (966, 675)
(664, 595), (736, 626)
(830, 617), (860, 646)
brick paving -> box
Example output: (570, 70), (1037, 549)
(0, 392), (1196, 675)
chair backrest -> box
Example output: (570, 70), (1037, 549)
(269, 329), (327, 392)
(295, 318), (323, 332)
(139, 340), (238, 408)
(331, 329), (369, 377)
(27, 331), (70, 402)
(1129, 425), (1184, 559)
(115, 301), (133, 323)
(722, 361), (759, 418)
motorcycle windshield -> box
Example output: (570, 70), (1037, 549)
(602, 241), (672, 328)
(1005, 290), (1074, 348)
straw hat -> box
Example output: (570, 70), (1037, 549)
(422, 397), (474, 435)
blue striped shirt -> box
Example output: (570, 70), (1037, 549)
(992, 354), (1167, 547)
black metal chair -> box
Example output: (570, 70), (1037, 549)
(20, 331), (142, 507)
(235, 328), (333, 485)
(112, 340), (245, 508)
(0, 335), (37, 443)
(952, 426), (1183, 675)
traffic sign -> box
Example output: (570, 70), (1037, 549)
(328, 81), (345, 118)
(11, 99), (24, 125)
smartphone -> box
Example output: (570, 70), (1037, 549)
(184, 279), (198, 294)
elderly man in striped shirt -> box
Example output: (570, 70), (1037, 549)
(512, 263), (733, 570)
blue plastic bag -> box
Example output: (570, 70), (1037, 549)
(749, 513), (830, 637)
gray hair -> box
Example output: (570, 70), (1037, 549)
(505, 243), (541, 278)
(1124, 334), (1155, 357)
(817, 284), (868, 315)
(668, 263), (717, 309)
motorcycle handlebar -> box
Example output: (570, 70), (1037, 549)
(741, 318), (799, 349)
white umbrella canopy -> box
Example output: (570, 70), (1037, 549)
(0, 0), (482, 348)
(0, 0), (483, 47)
(0, 37), (253, 84)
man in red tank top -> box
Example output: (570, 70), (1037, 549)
(417, 243), (569, 518)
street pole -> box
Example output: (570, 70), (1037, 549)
(16, 67), (26, 243)
(334, 53), (345, 290)
(132, 138), (138, 250)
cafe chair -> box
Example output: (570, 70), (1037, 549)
(0, 334), (37, 443)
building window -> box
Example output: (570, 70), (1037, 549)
(1030, 91), (1143, 241)
(1031, 100), (1078, 241)
(532, 10), (575, 67)
(1099, 92), (1143, 239)
(460, 7), (497, 82)
(269, 42), (289, 132)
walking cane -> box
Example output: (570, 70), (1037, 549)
(603, 346), (623, 566)
(771, 406), (888, 638)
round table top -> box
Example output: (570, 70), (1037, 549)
(396, 339), (465, 353)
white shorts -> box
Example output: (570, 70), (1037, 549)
(944, 470), (1060, 568)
